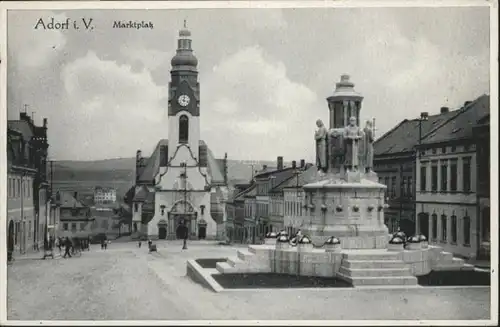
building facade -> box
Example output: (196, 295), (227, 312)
(415, 95), (489, 259)
(93, 187), (117, 204)
(128, 26), (228, 241)
(374, 103), (472, 235)
(474, 114), (490, 259)
(58, 191), (94, 239)
(7, 112), (50, 258)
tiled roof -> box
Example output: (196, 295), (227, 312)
(137, 139), (168, 184)
(136, 139), (225, 185)
(421, 95), (490, 145)
(7, 120), (34, 141)
(59, 191), (87, 208)
(266, 168), (299, 193)
(373, 99), (483, 156)
(279, 165), (318, 190)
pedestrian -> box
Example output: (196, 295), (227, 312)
(138, 240), (142, 248)
(56, 237), (62, 253)
(63, 237), (72, 258)
(148, 239), (152, 249)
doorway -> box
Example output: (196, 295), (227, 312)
(158, 226), (167, 240)
(198, 225), (207, 239)
(418, 213), (429, 240)
(8, 220), (14, 259)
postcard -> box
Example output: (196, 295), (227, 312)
(1, 1), (497, 325)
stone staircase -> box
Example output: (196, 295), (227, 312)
(216, 246), (270, 274)
(337, 250), (418, 286)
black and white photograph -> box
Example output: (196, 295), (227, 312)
(1, 0), (497, 324)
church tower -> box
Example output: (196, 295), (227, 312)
(168, 22), (201, 158)
(326, 75), (364, 129)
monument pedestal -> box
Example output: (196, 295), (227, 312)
(302, 175), (388, 249)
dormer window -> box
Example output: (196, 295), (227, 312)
(179, 115), (189, 143)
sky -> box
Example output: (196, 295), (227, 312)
(7, 6), (491, 162)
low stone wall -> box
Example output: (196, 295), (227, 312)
(186, 259), (223, 292)
(246, 245), (343, 277)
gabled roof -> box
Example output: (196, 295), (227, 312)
(137, 139), (168, 184)
(421, 95), (490, 145)
(373, 98), (485, 156)
(279, 165), (318, 190)
(265, 168), (299, 193)
(136, 139), (225, 185)
(59, 191), (87, 208)
(7, 120), (34, 141)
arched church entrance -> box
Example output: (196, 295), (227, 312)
(158, 220), (168, 240)
(7, 220), (14, 261)
(198, 219), (207, 240)
(168, 201), (197, 240)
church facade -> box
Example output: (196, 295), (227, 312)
(128, 26), (229, 241)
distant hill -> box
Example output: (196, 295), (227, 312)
(50, 157), (305, 200)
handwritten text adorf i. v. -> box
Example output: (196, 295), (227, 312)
(34, 18), (94, 30)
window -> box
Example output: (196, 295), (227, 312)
(451, 215), (457, 243)
(71, 223), (77, 231)
(431, 214), (438, 240)
(80, 223), (85, 231)
(441, 215), (447, 242)
(432, 148), (437, 154)
(179, 115), (189, 143)
(63, 223), (68, 231)
(463, 216), (471, 246)
(17, 179), (21, 197)
(451, 146), (456, 153)
(450, 159), (458, 191)
(420, 166), (427, 192)
(431, 162), (438, 192)
(134, 203), (138, 212)
(407, 176), (413, 197)
(441, 161), (448, 192)
(28, 221), (32, 239)
(462, 157), (471, 192)
(441, 147), (446, 154)
(384, 177), (390, 197)
(391, 177), (397, 198)
(402, 177), (407, 197)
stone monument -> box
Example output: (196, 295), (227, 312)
(188, 74), (474, 288)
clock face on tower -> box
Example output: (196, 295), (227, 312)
(178, 95), (190, 107)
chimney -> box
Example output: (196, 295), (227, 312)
(440, 107), (449, 114)
(73, 191), (78, 200)
(43, 118), (48, 128)
(277, 156), (284, 170)
(300, 159), (305, 168)
(292, 160), (297, 169)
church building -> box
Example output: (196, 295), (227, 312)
(128, 25), (229, 241)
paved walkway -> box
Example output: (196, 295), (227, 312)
(6, 241), (492, 321)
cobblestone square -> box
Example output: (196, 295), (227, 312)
(7, 241), (491, 321)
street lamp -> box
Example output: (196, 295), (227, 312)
(415, 112), (429, 234)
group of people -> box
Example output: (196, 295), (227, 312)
(55, 236), (90, 258)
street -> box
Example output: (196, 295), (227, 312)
(7, 241), (491, 321)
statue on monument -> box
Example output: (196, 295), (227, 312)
(315, 119), (328, 172)
(363, 120), (375, 173)
(343, 116), (363, 171)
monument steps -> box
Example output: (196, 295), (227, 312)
(344, 260), (406, 269)
(344, 276), (418, 286)
(237, 249), (255, 261)
(216, 261), (236, 273)
(227, 256), (244, 266)
(338, 250), (418, 286)
(342, 251), (400, 261)
(339, 266), (411, 278)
